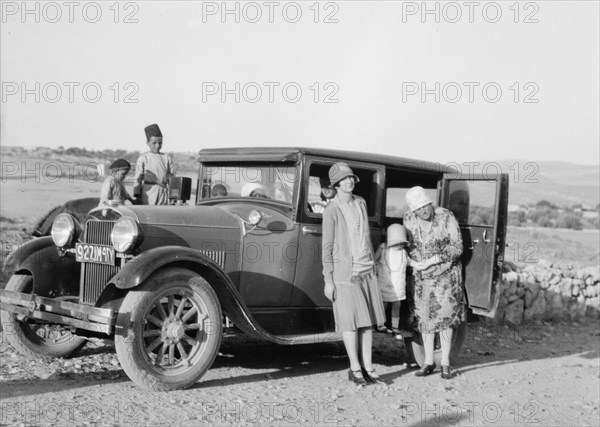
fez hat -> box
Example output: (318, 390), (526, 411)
(144, 123), (162, 140)
(328, 162), (359, 187)
(387, 224), (409, 247)
(109, 158), (131, 171)
(406, 186), (433, 212)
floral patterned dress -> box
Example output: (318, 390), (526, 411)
(404, 206), (466, 333)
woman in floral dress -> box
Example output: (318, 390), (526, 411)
(404, 186), (466, 379)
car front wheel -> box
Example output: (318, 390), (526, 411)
(114, 268), (223, 391)
(0, 274), (85, 359)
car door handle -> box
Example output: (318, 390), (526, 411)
(302, 226), (322, 235)
(469, 238), (479, 250)
(482, 229), (491, 243)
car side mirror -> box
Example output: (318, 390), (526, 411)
(169, 177), (192, 202)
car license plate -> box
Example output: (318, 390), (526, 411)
(75, 243), (116, 266)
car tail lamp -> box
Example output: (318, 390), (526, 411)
(51, 214), (81, 248)
(111, 217), (141, 253)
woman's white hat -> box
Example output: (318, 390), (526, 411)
(406, 186), (433, 212)
(241, 182), (268, 197)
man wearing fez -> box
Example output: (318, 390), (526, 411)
(133, 123), (175, 205)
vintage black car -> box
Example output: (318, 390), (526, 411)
(0, 147), (508, 390)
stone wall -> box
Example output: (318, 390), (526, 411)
(497, 261), (600, 325)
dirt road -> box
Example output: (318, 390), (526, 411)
(1, 318), (598, 426)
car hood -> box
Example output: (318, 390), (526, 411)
(121, 205), (240, 229)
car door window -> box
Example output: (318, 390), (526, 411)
(305, 162), (380, 219)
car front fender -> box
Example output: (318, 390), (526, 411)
(4, 236), (80, 297)
(5, 236), (54, 272)
(110, 246), (229, 290)
(109, 246), (305, 345)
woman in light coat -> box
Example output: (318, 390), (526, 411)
(322, 163), (386, 386)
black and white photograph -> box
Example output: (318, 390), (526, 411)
(1, 1), (599, 425)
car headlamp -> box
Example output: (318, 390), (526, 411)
(248, 210), (262, 226)
(51, 214), (81, 248)
(110, 217), (141, 253)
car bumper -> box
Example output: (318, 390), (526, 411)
(0, 289), (115, 334)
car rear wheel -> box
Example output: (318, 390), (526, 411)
(114, 268), (222, 391)
(405, 321), (467, 367)
(0, 274), (85, 359)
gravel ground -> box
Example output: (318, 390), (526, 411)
(1, 318), (599, 426)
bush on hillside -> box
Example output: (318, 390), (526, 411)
(555, 213), (583, 230)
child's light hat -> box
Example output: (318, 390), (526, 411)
(406, 186), (433, 212)
(387, 224), (408, 247)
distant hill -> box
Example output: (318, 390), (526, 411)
(1, 146), (597, 207)
(473, 160), (599, 208)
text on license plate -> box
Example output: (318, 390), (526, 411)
(75, 243), (115, 266)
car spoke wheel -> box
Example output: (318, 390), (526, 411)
(115, 268), (222, 391)
(0, 274), (85, 359)
(143, 290), (211, 371)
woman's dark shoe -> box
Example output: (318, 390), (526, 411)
(362, 368), (388, 385)
(348, 369), (368, 386)
(441, 365), (453, 379)
(414, 363), (436, 377)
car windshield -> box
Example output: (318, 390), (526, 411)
(200, 164), (298, 204)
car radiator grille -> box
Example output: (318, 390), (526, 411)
(80, 220), (120, 305)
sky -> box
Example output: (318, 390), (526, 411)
(1, 0), (599, 166)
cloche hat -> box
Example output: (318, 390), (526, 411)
(387, 224), (409, 247)
(328, 162), (359, 187)
(406, 186), (433, 212)
(241, 182), (268, 197)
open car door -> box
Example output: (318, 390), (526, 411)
(440, 173), (508, 318)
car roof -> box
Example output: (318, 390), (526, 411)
(198, 147), (456, 175)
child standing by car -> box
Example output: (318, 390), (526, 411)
(133, 123), (175, 205)
(375, 224), (409, 338)
(99, 158), (136, 206)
